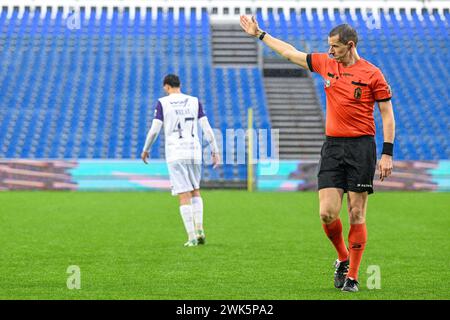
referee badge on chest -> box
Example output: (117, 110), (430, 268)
(354, 87), (362, 99)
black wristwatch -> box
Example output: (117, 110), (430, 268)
(258, 31), (266, 40)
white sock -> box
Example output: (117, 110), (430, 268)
(192, 196), (204, 231)
(179, 205), (196, 241)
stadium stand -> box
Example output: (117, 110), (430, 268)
(0, 4), (448, 183)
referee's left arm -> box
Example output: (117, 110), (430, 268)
(378, 100), (395, 143)
(378, 100), (395, 181)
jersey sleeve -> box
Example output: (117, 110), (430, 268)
(154, 100), (164, 122)
(306, 53), (329, 77)
(198, 101), (206, 119)
(370, 69), (392, 102)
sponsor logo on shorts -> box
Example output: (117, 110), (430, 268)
(357, 184), (372, 188)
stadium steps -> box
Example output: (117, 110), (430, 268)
(263, 59), (325, 160)
(211, 24), (258, 66)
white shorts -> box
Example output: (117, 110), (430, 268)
(167, 160), (202, 196)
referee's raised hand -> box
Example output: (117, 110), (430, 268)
(239, 15), (260, 37)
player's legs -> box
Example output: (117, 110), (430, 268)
(191, 189), (203, 231)
(319, 187), (350, 289)
(191, 188), (206, 244)
(168, 161), (198, 246)
(179, 191), (192, 205)
(341, 137), (374, 290)
(347, 191), (368, 224)
(345, 191), (368, 283)
(186, 163), (205, 244)
(318, 138), (348, 256)
(319, 187), (343, 223)
(319, 188), (349, 261)
(317, 139), (351, 288)
(178, 191), (197, 246)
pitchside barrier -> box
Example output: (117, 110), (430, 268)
(0, 159), (448, 192)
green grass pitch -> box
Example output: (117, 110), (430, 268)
(0, 191), (449, 300)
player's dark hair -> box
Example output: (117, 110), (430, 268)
(329, 24), (358, 46)
(163, 74), (181, 88)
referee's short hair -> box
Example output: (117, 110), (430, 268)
(163, 74), (181, 88)
(329, 24), (358, 46)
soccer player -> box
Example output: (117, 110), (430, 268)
(141, 74), (220, 247)
(240, 18), (395, 292)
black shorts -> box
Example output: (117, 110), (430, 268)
(318, 135), (377, 194)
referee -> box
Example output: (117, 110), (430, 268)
(240, 17), (395, 292)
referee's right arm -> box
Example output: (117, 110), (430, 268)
(239, 15), (308, 70)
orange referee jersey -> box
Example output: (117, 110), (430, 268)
(307, 53), (392, 137)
